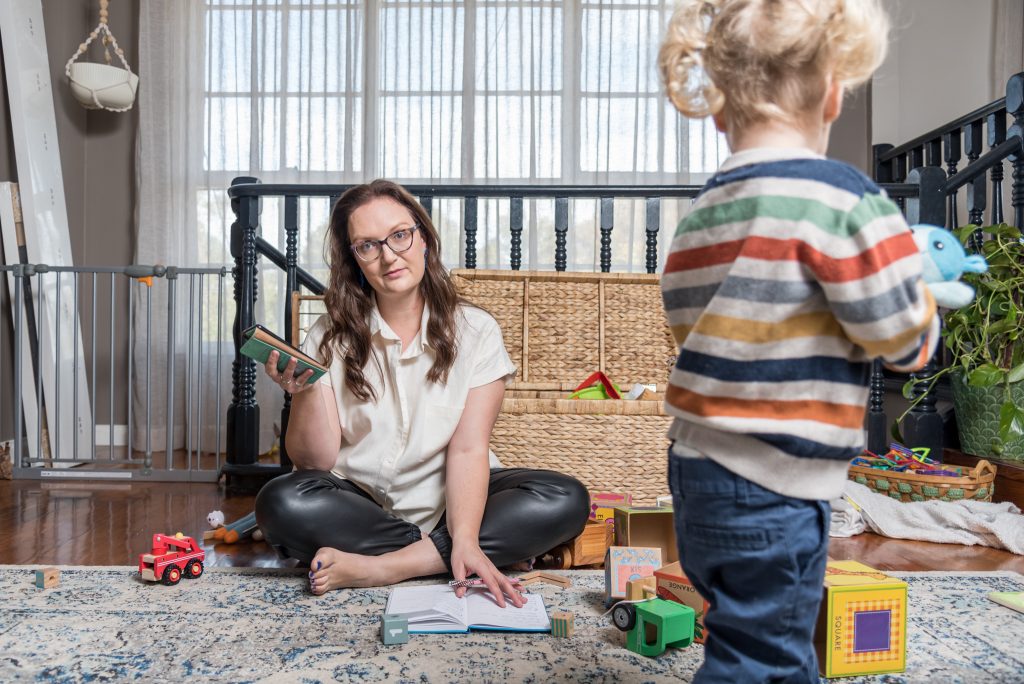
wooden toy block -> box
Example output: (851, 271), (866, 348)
(381, 614), (410, 645)
(814, 560), (907, 678)
(590, 491), (632, 526)
(35, 567), (59, 589)
(519, 571), (571, 589)
(626, 575), (658, 601)
(550, 611), (574, 637)
(202, 529), (218, 542)
(613, 506), (677, 563)
(604, 546), (662, 602)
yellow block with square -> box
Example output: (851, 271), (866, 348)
(814, 560), (907, 678)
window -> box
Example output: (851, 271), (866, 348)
(194, 0), (727, 275)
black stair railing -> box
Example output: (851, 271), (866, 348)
(869, 71), (1024, 460)
(223, 181), (922, 490)
(223, 183), (713, 490)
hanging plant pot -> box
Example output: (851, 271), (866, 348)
(67, 62), (138, 111)
(951, 372), (1024, 462)
(64, 0), (138, 112)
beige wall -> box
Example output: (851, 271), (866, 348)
(827, 85), (873, 172)
(873, 0), (996, 146)
(1, 0), (138, 440)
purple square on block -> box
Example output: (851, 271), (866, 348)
(853, 610), (891, 653)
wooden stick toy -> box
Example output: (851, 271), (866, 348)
(519, 571), (571, 589)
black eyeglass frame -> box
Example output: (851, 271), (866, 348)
(349, 224), (422, 262)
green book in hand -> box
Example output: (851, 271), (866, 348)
(988, 591), (1024, 614)
(240, 324), (328, 385)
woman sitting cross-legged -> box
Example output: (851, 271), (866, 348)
(254, 179), (590, 606)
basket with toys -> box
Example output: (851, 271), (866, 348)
(848, 443), (997, 503)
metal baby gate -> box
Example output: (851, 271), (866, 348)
(3, 263), (228, 481)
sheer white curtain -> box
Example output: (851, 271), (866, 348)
(136, 0), (728, 453)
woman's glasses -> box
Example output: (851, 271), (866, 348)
(350, 225), (421, 262)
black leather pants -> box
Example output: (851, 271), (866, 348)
(254, 467), (590, 571)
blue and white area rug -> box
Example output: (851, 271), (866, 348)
(0, 566), (1021, 683)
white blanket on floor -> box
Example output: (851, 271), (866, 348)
(830, 480), (1024, 555)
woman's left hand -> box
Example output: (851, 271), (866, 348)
(450, 539), (525, 608)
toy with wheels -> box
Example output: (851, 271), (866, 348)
(138, 533), (206, 586)
(542, 521), (613, 568)
(612, 598), (695, 657)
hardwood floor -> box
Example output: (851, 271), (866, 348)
(1, 478), (1022, 574)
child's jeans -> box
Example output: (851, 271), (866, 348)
(668, 452), (829, 684)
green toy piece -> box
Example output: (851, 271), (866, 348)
(381, 613), (410, 645)
(612, 598), (695, 657)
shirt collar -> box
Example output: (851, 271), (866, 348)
(368, 295), (433, 355)
(717, 146), (825, 173)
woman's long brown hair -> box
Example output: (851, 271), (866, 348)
(318, 179), (464, 402)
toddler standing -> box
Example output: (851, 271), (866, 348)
(658, 1), (939, 681)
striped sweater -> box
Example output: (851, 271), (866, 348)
(661, 148), (939, 501)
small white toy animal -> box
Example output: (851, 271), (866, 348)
(207, 510), (226, 528)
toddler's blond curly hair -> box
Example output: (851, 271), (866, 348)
(659, 0), (888, 129)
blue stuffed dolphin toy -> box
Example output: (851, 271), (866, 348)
(910, 224), (988, 309)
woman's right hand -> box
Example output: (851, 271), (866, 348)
(264, 351), (316, 394)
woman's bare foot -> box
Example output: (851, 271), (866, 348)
(308, 547), (382, 595)
(307, 539), (448, 595)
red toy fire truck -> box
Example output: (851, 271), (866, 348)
(138, 533), (205, 585)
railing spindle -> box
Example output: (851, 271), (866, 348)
(867, 359), (886, 455)
(891, 153), (905, 182)
(510, 196), (523, 271)
(645, 197), (660, 274)
(279, 195), (299, 470)
(599, 197), (613, 273)
(987, 111), (1007, 225)
(464, 196), (478, 269)
(555, 197), (568, 272)
(911, 145), (924, 170)
(964, 120), (986, 249)
(227, 176), (261, 471)
(1007, 74), (1024, 230)
(943, 131), (961, 227)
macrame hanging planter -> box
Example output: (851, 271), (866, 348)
(65, 0), (139, 112)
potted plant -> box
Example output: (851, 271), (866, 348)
(895, 223), (1024, 461)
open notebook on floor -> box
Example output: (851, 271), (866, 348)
(384, 584), (551, 633)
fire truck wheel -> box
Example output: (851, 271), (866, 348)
(185, 560), (204, 579)
(163, 566), (182, 586)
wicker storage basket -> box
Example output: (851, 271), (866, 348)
(450, 269), (675, 504)
(848, 459), (997, 503)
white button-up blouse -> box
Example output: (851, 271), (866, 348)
(300, 301), (518, 535)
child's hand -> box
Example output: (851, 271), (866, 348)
(911, 224), (988, 309)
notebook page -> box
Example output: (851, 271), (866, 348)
(465, 590), (551, 631)
(385, 586), (468, 631)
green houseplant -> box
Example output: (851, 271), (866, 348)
(895, 223), (1024, 461)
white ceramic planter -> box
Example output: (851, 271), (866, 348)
(68, 62), (138, 111)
